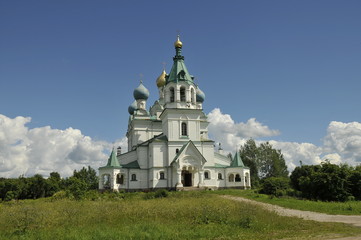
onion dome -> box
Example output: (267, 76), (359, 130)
(156, 70), (166, 88)
(128, 100), (137, 115)
(133, 82), (149, 100)
(196, 88), (205, 103)
(174, 35), (183, 48)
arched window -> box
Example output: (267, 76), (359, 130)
(116, 174), (124, 184)
(228, 174), (234, 182)
(180, 86), (186, 102)
(102, 174), (110, 189)
(191, 88), (195, 103)
(204, 171), (210, 179)
(218, 173), (223, 180)
(235, 174), (241, 182)
(176, 148), (179, 154)
(170, 87), (175, 102)
(181, 122), (187, 136)
(131, 174), (137, 181)
(159, 171), (165, 180)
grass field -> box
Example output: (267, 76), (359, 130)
(215, 189), (361, 215)
(1, 191), (361, 240)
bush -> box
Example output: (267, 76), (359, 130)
(154, 189), (168, 198)
(260, 177), (290, 196)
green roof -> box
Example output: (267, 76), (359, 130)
(214, 163), (229, 168)
(166, 43), (194, 84)
(121, 160), (140, 169)
(99, 148), (122, 170)
(230, 151), (245, 167)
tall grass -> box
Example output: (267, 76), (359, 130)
(0, 192), (360, 239)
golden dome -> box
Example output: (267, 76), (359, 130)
(156, 70), (166, 88)
(174, 35), (182, 48)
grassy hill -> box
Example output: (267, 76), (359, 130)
(1, 191), (360, 239)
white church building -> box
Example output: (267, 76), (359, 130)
(99, 37), (251, 191)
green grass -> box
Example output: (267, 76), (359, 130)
(0, 191), (361, 239)
(215, 189), (361, 215)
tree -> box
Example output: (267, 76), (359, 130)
(258, 142), (288, 179)
(290, 162), (352, 201)
(240, 139), (288, 186)
(240, 139), (260, 186)
(72, 166), (98, 190)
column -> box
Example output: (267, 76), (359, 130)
(176, 170), (183, 187)
(198, 169), (204, 187)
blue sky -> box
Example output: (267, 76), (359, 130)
(1, 1), (361, 177)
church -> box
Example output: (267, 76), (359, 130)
(99, 36), (251, 191)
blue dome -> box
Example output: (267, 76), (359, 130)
(196, 88), (205, 103)
(133, 83), (149, 100)
(128, 101), (137, 115)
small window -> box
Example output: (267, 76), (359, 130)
(159, 172), (165, 180)
(131, 174), (137, 181)
(235, 174), (241, 182)
(176, 148), (179, 154)
(218, 173), (223, 180)
(204, 171), (209, 179)
(170, 87), (175, 102)
(181, 122), (187, 136)
(180, 86), (186, 102)
(228, 174), (234, 182)
(116, 174), (124, 184)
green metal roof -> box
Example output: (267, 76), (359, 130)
(121, 160), (140, 169)
(166, 42), (194, 84)
(230, 151), (245, 167)
(214, 163), (229, 168)
(99, 148), (122, 170)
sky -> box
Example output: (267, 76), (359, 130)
(1, 0), (361, 178)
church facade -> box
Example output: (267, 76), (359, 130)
(99, 37), (251, 191)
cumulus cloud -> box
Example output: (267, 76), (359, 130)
(208, 108), (280, 150)
(0, 114), (120, 178)
(207, 108), (361, 172)
(323, 121), (361, 164)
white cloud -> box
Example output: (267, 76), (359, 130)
(207, 108), (361, 172)
(323, 121), (361, 164)
(0, 114), (115, 178)
(208, 108), (280, 150)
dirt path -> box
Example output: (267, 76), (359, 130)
(223, 195), (361, 227)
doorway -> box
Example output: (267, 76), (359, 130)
(182, 170), (192, 187)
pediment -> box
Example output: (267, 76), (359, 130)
(172, 141), (207, 167)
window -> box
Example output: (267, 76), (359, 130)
(181, 122), (187, 136)
(228, 174), (234, 182)
(102, 174), (110, 189)
(218, 173), (223, 180)
(235, 174), (241, 182)
(159, 171), (165, 180)
(176, 148), (179, 154)
(170, 87), (175, 102)
(131, 174), (137, 181)
(180, 86), (186, 102)
(204, 171), (210, 179)
(116, 174), (124, 184)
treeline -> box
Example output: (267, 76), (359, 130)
(240, 139), (361, 202)
(290, 163), (361, 201)
(0, 166), (98, 201)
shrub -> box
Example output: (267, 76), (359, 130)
(154, 189), (168, 198)
(260, 177), (290, 196)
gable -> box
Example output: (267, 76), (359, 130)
(172, 141), (207, 166)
